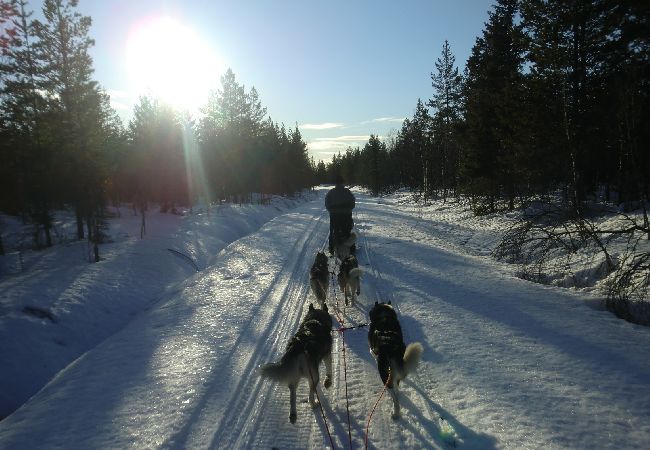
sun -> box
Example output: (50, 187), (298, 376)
(126, 17), (223, 112)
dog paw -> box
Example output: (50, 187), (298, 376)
(289, 413), (297, 424)
(324, 376), (332, 388)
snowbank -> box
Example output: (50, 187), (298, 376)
(0, 193), (316, 419)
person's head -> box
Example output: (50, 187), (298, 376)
(335, 174), (344, 186)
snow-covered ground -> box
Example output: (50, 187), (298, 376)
(1, 188), (649, 449)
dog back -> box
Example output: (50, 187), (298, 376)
(368, 302), (407, 384)
(339, 254), (358, 276)
(310, 252), (329, 283)
(262, 304), (333, 382)
(288, 303), (333, 360)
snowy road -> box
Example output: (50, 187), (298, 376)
(1, 193), (649, 449)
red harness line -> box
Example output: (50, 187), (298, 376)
(327, 250), (384, 450)
(330, 267), (353, 450)
(364, 372), (392, 450)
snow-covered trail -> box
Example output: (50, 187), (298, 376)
(1, 193), (649, 449)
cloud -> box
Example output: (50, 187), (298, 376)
(373, 117), (405, 123)
(308, 140), (352, 152)
(307, 134), (390, 161)
(300, 122), (344, 130)
(109, 100), (131, 111)
(314, 135), (370, 142)
(307, 135), (371, 153)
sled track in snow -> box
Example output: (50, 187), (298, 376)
(207, 208), (335, 449)
(356, 204), (458, 449)
(184, 199), (457, 449)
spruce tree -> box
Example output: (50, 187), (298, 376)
(461, 0), (525, 212)
(521, 0), (609, 210)
(392, 99), (431, 195)
(363, 135), (386, 196)
(128, 96), (185, 211)
(597, 0), (649, 208)
(429, 40), (463, 200)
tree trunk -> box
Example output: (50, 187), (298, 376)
(44, 223), (52, 248)
(76, 206), (84, 239)
(140, 203), (146, 239)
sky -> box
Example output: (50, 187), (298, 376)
(33, 0), (495, 162)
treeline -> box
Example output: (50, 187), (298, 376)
(332, 0), (648, 216)
(0, 0), (314, 251)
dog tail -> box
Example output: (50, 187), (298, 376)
(260, 361), (291, 382)
(403, 342), (423, 376)
(310, 278), (327, 304)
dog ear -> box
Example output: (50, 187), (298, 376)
(323, 303), (328, 312)
(375, 301), (379, 305)
(387, 301), (391, 305)
(309, 303), (314, 310)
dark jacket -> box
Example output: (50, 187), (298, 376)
(325, 185), (355, 215)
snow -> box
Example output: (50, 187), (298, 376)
(1, 188), (649, 449)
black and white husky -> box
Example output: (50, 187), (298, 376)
(338, 254), (362, 305)
(309, 251), (329, 307)
(334, 230), (357, 260)
(368, 301), (423, 419)
(260, 303), (333, 423)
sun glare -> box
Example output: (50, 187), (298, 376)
(126, 17), (223, 112)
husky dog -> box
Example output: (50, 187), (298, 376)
(334, 231), (357, 260)
(338, 254), (362, 305)
(309, 251), (329, 306)
(260, 303), (333, 423)
(368, 301), (423, 419)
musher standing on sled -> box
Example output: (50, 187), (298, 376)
(325, 174), (356, 255)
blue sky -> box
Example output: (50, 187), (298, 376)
(35, 0), (495, 162)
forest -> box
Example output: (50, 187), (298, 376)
(0, 0), (315, 250)
(1, 0), (648, 322)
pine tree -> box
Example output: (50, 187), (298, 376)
(0, 0), (16, 52)
(199, 68), (273, 201)
(33, 0), (109, 241)
(0, 0), (54, 245)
